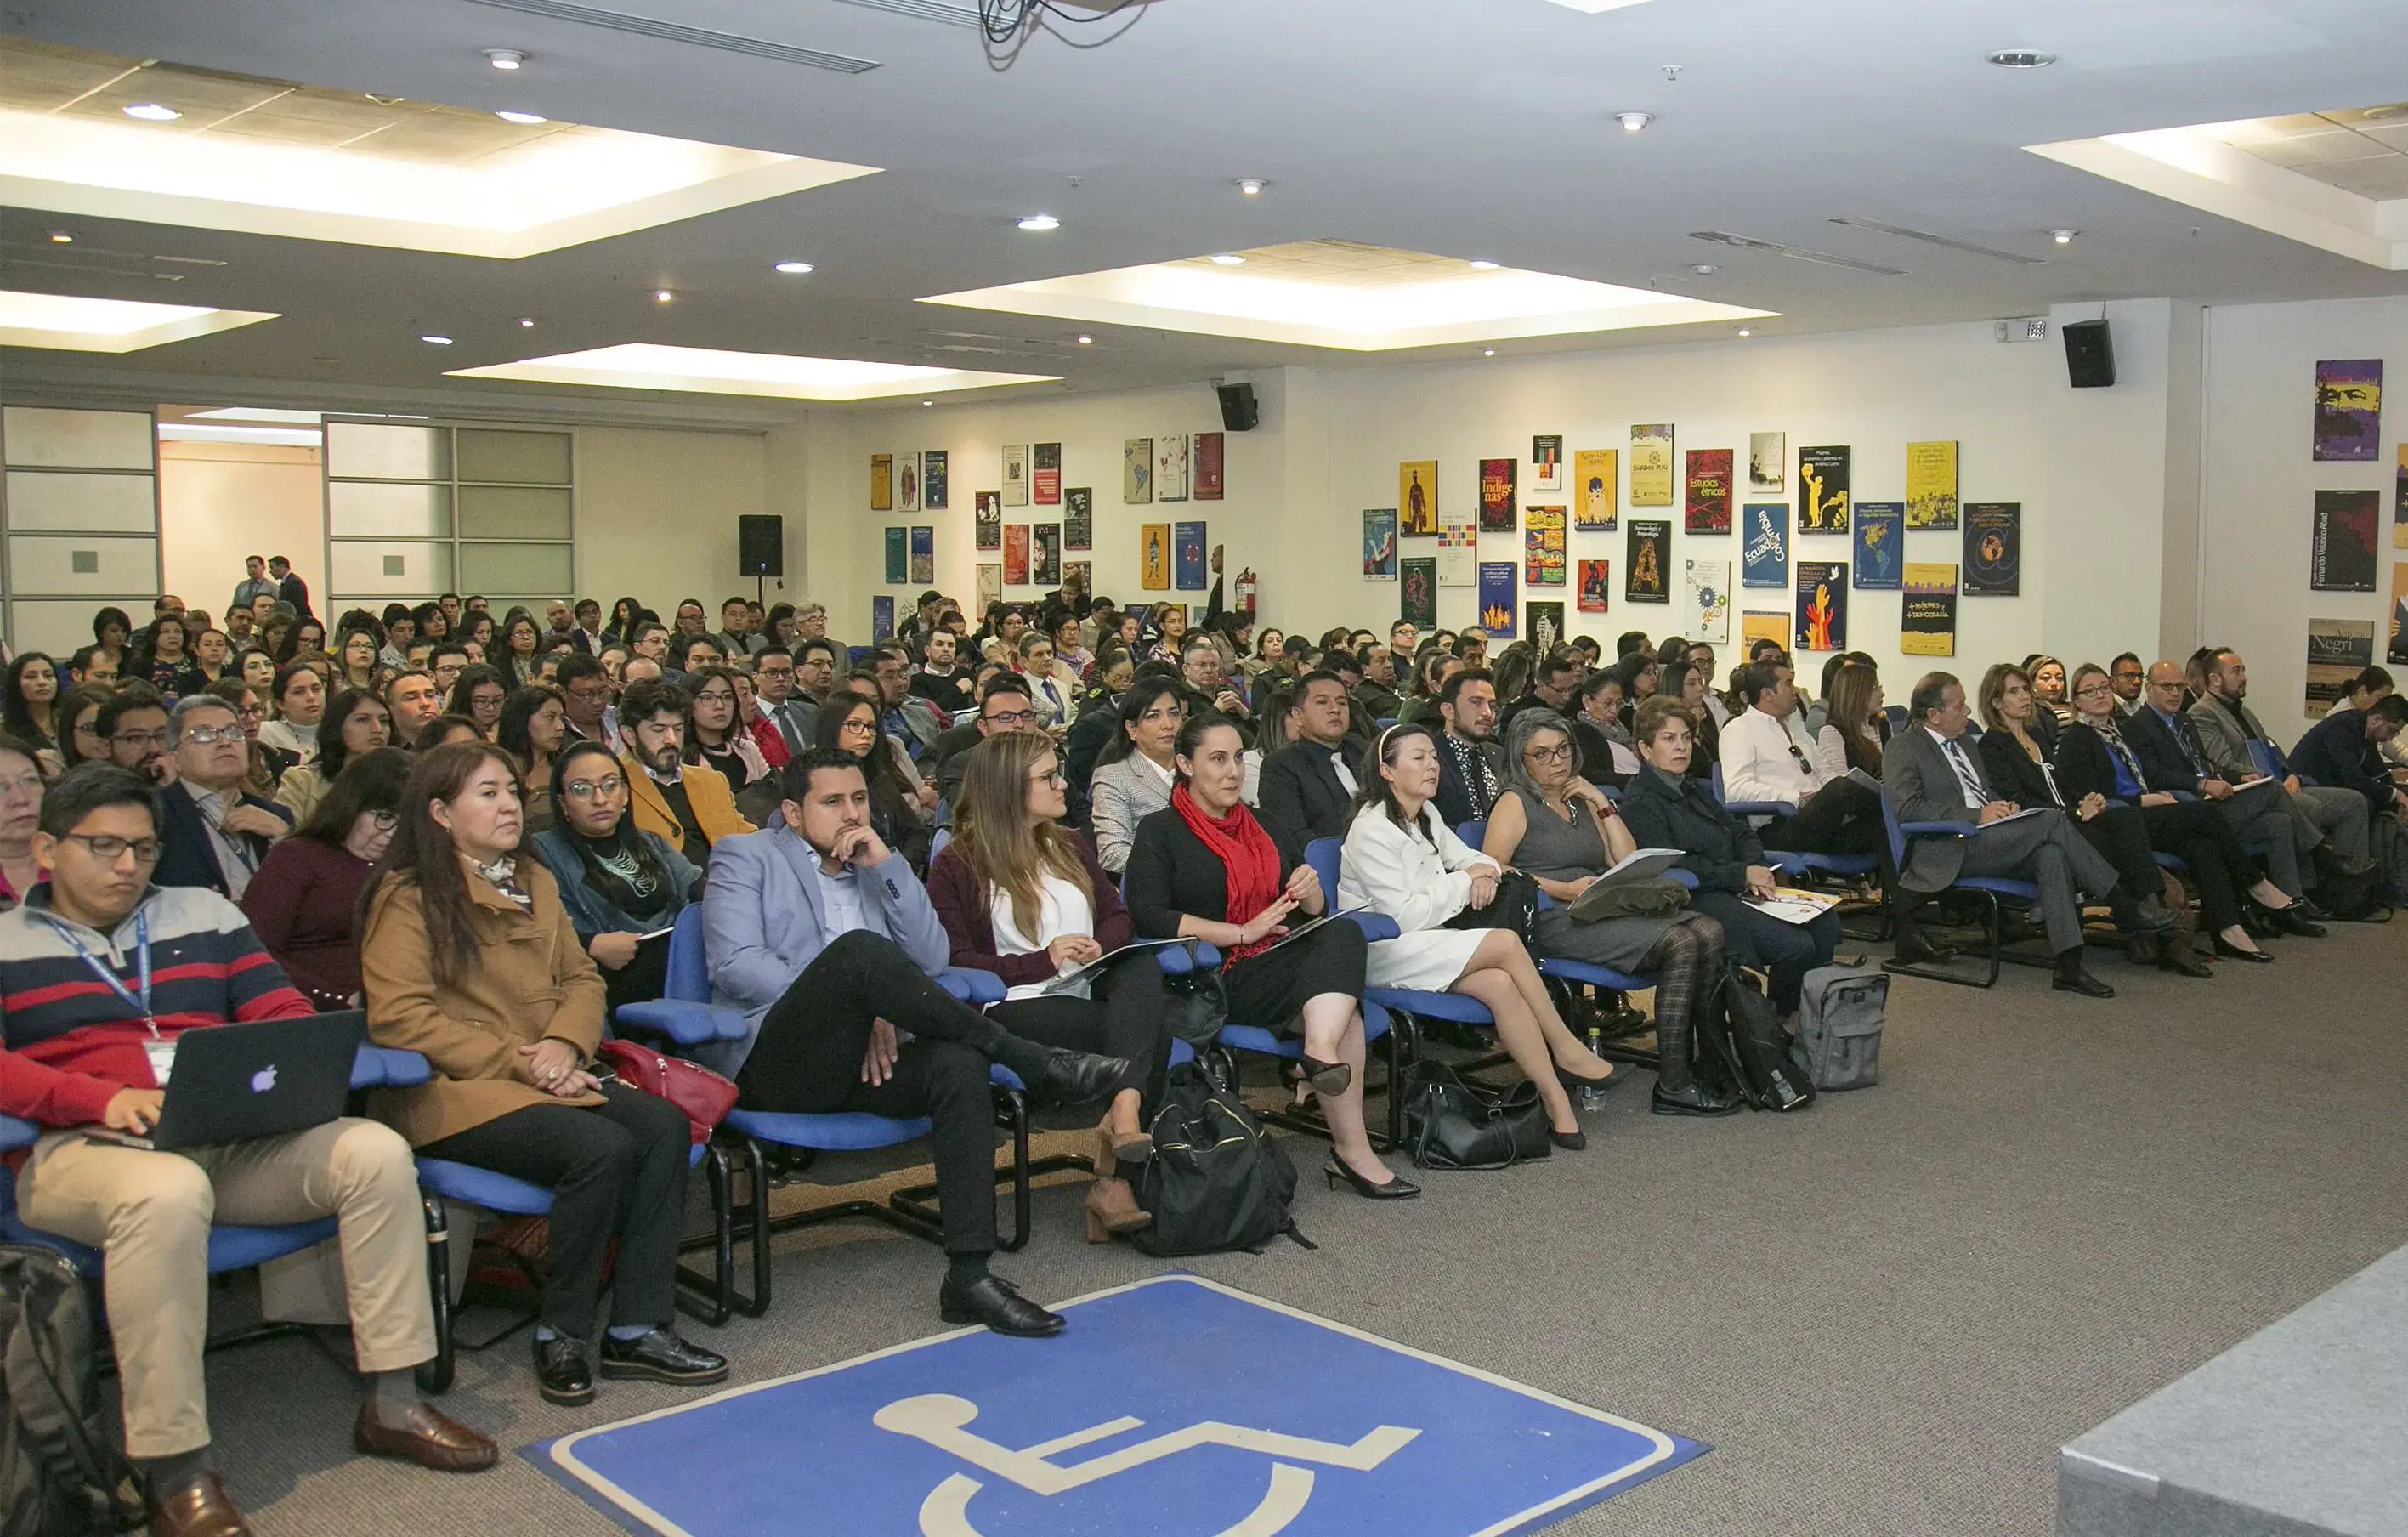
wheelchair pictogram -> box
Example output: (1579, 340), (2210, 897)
(874, 1391), (1420, 1537)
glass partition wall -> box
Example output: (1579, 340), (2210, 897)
(323, 418), (575, 613)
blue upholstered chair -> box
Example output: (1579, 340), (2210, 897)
(1453, 820), (1663, 1074)
(1300, 836), (1499, 1098)
(1876, 790), (2052, 989)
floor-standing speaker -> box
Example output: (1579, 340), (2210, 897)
(738, 514), (784, 577)
(2063, 320), (2116, 389)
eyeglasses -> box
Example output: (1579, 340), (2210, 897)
(366, 812), (399, 831)
(1524, 742), (1573, 763)
(179, 725), (244, 746)
(1028, 766), (1068, 786)
(60, 833), (160, 864)
(2073, 683), (2114, 699)
(564, 776), (626, 799)
(73, 721), (103, 740)
(110, 729), (168, 749)
(0, 774), (42, 797)
(982, 709), (1037, 726)
(838, 718), (876, 735)
(693, 690), (735, 706)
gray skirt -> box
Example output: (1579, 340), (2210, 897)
(1533, 905), (1677, 973)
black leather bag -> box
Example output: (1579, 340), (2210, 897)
(1, 1243), (145, 1535)
(1399, 1059), (1552, 1170)
(1442, 867), (1544, 950)
(1159, 940), (1230, 1045)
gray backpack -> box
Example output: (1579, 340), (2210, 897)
(1797, 966), (1886, 1091)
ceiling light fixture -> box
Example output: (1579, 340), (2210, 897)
(921, 399), (935, 406)
(1209, 253), (1245, 265)
(1689, 263), (1718, 275)
(654, 289), (674, 303)
(495, 110), (547, 124)
(484, 48), (527, 69)
(1075, 334), (1092, 344)
(1690, 230), (1907, 275)
(1986, 48), (2056, 68)
(1737, 327), (1751, 336)
(1236, 179), (1266, 196)
(123, 103), (182, 122)
(2051, 228), (2077, 245)
(1016, 214), (1060, 231)
(1615, 111), (1654, 133)
(1467, 259), (1503, 271)
(1828, 217), (2047, 266)
(46, 231), (72, 244)
(1538, 0), (1652, 11)
(421, 333), (454, 344)
(518, 317), (536, 326)
(773, 260), (814, 274)
(1483, 349), (1497, 357)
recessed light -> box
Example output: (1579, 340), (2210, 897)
(921, 399), (936, 406)
(1615, 111), (1654, 132)
(1690, 263), (1718, 275)
(1017, 214), (1060, 231)
(1986, 48), (2055, 68)
(518, 317), (535, 327)
(495, 110), (547, 125)
(123, 103), (182, 122)
(1236, 179), (1266, 196)
(773, 260), (814, 274)
(1209, 253), (1245, 265)
(484, 48), (526, 69)
(421, 334), (453, 345)
(1075, 334), (1092, 344)
(2050, 228), (2077, 245)
(1483, 349), (1496, 357)
(1468, 259), (1503, 271)
(1737, 328), (1751, 337)
(654, 289), (674, 303)
(46, 230), (71, 244)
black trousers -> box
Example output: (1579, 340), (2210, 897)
(1763, 779), (1884, 857)
(2074, 803), (2162, 906)
(2136, 798), (2252, 931)
(1687, 892), (1838, 1014)
(984, 955), (1170, 1114)
(419, 1083), (691, 1339)
(1223, 921), (1370, 1035)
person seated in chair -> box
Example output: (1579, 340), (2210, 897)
(532, 739), (705, 1014)
(1255, 670), (1364, 859)
(242, 748), (412, 1009)
(1430, 666), (1506, 828)
(154, 695), (294, 899)
(2185, 649), (2376, 909)
(700, 749), (1130, 1336)
(617, 677), (754, 868)
(3, 765), (498, 1537)
(2290, 693), (2408, 823)
(1087, 677), (1187, 875)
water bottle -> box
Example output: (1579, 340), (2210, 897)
(1580, 1027), (1609, 1109)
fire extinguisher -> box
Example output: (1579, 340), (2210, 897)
(1235, 567), (1257, 615)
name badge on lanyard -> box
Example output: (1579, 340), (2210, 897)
(44, 910), (165, 1081)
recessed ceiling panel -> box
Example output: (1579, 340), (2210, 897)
(447, 343), (1059, 401)
(0, 289), (279, 352)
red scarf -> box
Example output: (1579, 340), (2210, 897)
(1170, 782), (1284, 962)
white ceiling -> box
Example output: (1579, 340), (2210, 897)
(8, 0), (2408, 419)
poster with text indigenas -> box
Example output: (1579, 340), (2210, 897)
(1479, 457), (1517, 532)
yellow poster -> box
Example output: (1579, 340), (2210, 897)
(1901, 561), (1958, 656)
(870, 453), (893, 512)
(1573, 448), (1617, 530)
(1629, 424), (1674, 506)
(1741, 610), (1788, 655)
(1905, 440), (1958, 530)
(1141, 523), (1171, 590)
(1399, 460), (1438, 536)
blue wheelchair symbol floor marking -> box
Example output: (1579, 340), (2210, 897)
(530, 1273), (1708, 1536)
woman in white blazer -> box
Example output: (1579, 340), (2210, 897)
(1085, 677), (1185, 873)
(1338, 723), (1615, 1148)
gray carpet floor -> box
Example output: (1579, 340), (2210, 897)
(195, 921), (2408, 1536)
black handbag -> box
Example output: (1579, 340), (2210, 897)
(1159, 939), (1230, 1044)
(1398, 1059), (1552, 1170)
(1442, 867), (1544, 949)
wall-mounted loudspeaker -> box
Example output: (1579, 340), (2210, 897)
(1216, 382), (1260, 432)
(2063, 320), (2116, 389)
(738, 513), (784, 577)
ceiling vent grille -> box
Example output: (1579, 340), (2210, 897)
(834, 0), (983, 26)
(459, 0), (881, 72)
(1829, 218), (2047, 266)
(1688, 230), (1906, 276)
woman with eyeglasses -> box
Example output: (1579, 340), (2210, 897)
(55, 683), (115, 777)
(446, 663), (508, 740)
(681, 666), (770, 792)
(531, 740), (703, 1012)
(273, 615), (326, 667)
(1086, 678), (1186, 875)
(272, 686), (393, 825)
(241, 748), (411, 1009)
(0, 734), (47, 905)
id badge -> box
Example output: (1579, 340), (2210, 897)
(144, 1035), (178, 1087)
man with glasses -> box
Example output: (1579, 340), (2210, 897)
(554, 654), (614, 748)
(933, 677), (1042, 806)
(98, 691), (172, 784)
(750, 646), (816, 753)
(2183, 649), (2377, 910)
(427, 644), (470, 700)
(1258, 671), (1363, 857)
(153, 696), (291, 899)
(2108, 653), (2148, 715)
(869, 644), (947, 757)
(614, 677), (752, 866)
(1179, 638), (1254, 735)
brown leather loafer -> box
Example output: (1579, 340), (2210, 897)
(147, 1471), (253, 1537)
(352, 1401), (501, 1472)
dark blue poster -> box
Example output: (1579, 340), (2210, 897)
(1478, 562), (1517, 638)
(1741, 502), (1788, 588)
(1852, 502), (1901, 590)
(1963, 502), (2020, 596)
(1173, 519), (1208, 590)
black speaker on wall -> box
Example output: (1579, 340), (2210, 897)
(2064, 320), (2116, 389)
(738, 513), (784, 577)
(1216, 382), (1260, 432)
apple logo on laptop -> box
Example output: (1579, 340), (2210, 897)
(251, 1065), (278, 1094)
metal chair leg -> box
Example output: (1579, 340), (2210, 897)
(416, 1195), (455, 1395)
(672, 1141), (734, 1327)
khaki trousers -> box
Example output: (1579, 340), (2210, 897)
(14, 1116), (435, 1457)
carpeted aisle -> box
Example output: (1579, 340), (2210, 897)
(201, 922), (2408, 1536)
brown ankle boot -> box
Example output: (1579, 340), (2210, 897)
(1084, 1123), (1151, 1240)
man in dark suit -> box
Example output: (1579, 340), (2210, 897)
(267, 555), (311, 619)
(1431, 667), (1505, 830)
(2292, 696), (2408, 820)
(1499, 649), (1578, 736)
(152, 696), (292, 899)
(932, 675), (1042, 808)
(1886, 672), (2164, 995)
(1257, 672), (1361, 859)
(2119, 661), (2312, 906)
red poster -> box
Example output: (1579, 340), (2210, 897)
(1479, 457), (1516, 532)
(1193, 431), (1224, 500)
(1577, 559), (1612, 612)
(1685, 448), (1733, 535)
(1004, 524), (1030, 586)
(1033, 442), (1061, 506)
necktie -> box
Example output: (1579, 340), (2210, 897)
(1940, 736), (1986, 808)
(2173, 716), (2210, 777)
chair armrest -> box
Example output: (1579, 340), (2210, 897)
(615, 1001), (751, 1045)
(1665, 868), (1699, 890)
(1901, 820), (1980, 837)
(349, 1046), (433, 1087)
(935, 967), (1006, 1005)
(0, 1114), (38, 1151)
(1343, 912), (1402, 942)
(1156, 941), (1221, 975)
(1725, 799), (1795, 818)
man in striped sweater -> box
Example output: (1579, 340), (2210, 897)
(2, 765), (497, 1537)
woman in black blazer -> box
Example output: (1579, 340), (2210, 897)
(1123, 715), (1414, 1200)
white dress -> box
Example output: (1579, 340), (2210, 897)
(1337, 803), (1500, 991)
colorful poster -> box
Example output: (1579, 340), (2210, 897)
(1905, 440), (1958, 530)
(1478, 563), (1517, 638)
(1124, 439), (1153, 503)
(1156, 434), (1190, 502)
(2305, 617), (2377, 716)
(1684, 448), (1733, 535)
(2313, 489), (2380, 591)
(1140, 524), (1170, 589)
(1532, 434), (1563, 493)
(1001, 445), (1028, 507)
(909, 525), (934, 586)
(870, 454), (893, 512)
(1852, 502), (1903, 589)
(1742, 610), (1788, 656)
(1748, 431), (1785, 490)
(1526, 601), (1565, 653)
(1741, 502), (1788, 588)
(1478, 457), (1517, 532)
(1901, 563), (1958, 657)
(871, 594), (894, 643)
(1795, 562), (1847, 652)
(2399, 445), (2408, 548)
(976, 562), (1001, 611)
(1438, 510), (1477, 587)
(1063, 487), (1093, 550)
(1798, 445), (1850, 533)
(1401, 557), (1437, 629)
(898, 452), (920, 513)
(1524, 504), (1566, 586)
(923, 449), (949, 509)
(1630, 424), (1674, 506)
(1573, 449), (1617, 531)
(974, 491), (1001, 550)
(1625, 520), (1670, 604)
(1962, 502), (2020, 596)
(1685, 559), (1731, 644)
(1174, 520), (1208, 590)
(1032, 523), (1061, 586)
(1193, 431), (1224, 500)
(882, 525), (907, 584)
(1399, 459), (1439, 536)
(1363, 508), (1398, 580)
(1002, 524), (1030, 586)
(1032, 442), (1061, 505)
(2391, 564), (2408, 665)
(2314, 360), (2382, 462)
(1577, 559), (1612, 614)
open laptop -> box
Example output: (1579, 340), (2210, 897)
(106, 1010), (366, 1152)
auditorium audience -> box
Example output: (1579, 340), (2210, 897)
(243, 748), (410, 1008)
(1431, 666), (1505, 828)
(274, 686), (394, 826)
(2186, 649), (2376, 899)
(1255, 670), (1362, 858)
(2118, 660), (2319, 909)
(2291, 694), (2408, 820)
(533, 739), (704, 1013)
(1088, 677), (1186, 874)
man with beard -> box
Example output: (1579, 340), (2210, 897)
(615, 678), (752, 865)
(1431, 667), (1506, 828)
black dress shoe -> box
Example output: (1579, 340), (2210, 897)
(2051, 967), (2116, 998)
(2212, 934), (2275, 964)
(1652, 1081), (1743, 1116)
(2125, 895), (2178, 933)
(1323, 1160), (1420, 1199)
(599, 1328), (729, 1385)
(940, 1274), (1065, 1336)
(2293, 898), (2332, 922)
(1031, 1047), (1133, 1105)
(1890, 936), (1959, 966)
(535, 1333), (594, 1406)
(2272, 907), (2327, 939)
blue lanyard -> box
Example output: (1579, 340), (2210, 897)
(44, 910), (154, 1035)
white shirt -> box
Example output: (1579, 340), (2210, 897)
(1324, 745), (1360, 796)
(1720, 706), (1829, 805)
(182, 782), (261, 900)
(810, 860), (869, 938)
(989, 874), (1095, 1001)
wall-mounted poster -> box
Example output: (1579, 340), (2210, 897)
(975, 491), (1001, 550)
(1630, 424), (1674, 506)
(1741, 502), (1788, 588)
(871, 595), (894, 644)
(870, 454), (894, 513)
(1684, 448), (1732, 535)
(1901, 563), (1958, 656)
(1063, 487), (1093, 549)
(1438, 510), (1477, 587)
(1174, 519), (1207, 589)
(1002, 445), (1028, 507)
(1363, 508), (1398, 580)
(1532, 434), (1563, 493)
(2391, 564), (2408, 664)
(1798, 445), (1850, 533)
(1852, 502), (1902, 590)
(1686, 558), (1731, 644)
(1479, 457), (1517, 532)
(1193, 431), (1224, 500)
(1156, 434), (1190, 502)
(1032, 523), (1061, 586)
(1140, 523), (1170, 589)
(1795, 561), (1847, 652)
(1527, 601), (1565, 654)
(1478, 562), (1517, 638)
(1124, 439), (1153, 503)
(2305, 617), (2376, 716)
(1748, 431), (1785, 490)
(923, 449), (949, 509)
(898, 452), (920, 513)
(1003, 524), (1030, 586)
(1577, 559), (1611, 613)
(883, 525), (907, 584)
(1573, 449), (1617, 530)
(1399, 459), (1439, 536)
(2313, 488), (2380, 592)
(1904, 440), (1958, 529)
(1742, 611), (1788, 656)
(1401, 557), (1438, 628)
(1524, 504), (1566, 586)
(1625, 519), (1670, 604)
(1962, 502), (2020, 595)
(977, 562), (1001, 611)
(1032, 442), (1061, 505)
(909, 525), (934, 585)
(2314, 360), (2383, 462)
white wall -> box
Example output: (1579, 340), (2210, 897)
(572, 425), (768, 615)
(156, 439), (324, 623)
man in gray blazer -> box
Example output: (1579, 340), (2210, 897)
(2184, 649), (2376, 910)
(700, 746), (1126, 1336)
(1886, 672), (2169, 996)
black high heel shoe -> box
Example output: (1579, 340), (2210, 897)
(1555, 1063), (1619, 1094)
(1549, 1128), (1588, 1151)
(1324, 1161), (1419, 1199)
(1296, 1055), (1352, 1097)
(2212, 933), (2275, 964)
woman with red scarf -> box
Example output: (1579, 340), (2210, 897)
(1124, 716), (1416, 1199)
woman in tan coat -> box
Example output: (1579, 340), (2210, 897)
(360, 741), (728, 1408)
